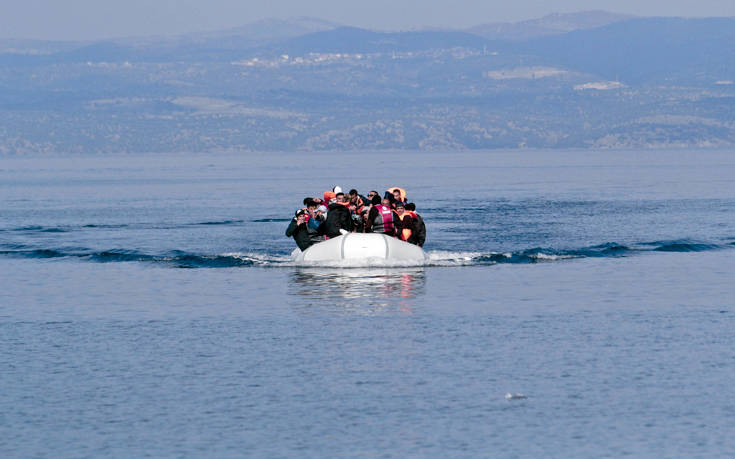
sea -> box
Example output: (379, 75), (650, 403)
(2, 149), (735, 457)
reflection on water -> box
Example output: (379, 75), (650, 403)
(288, 267), (426, 313)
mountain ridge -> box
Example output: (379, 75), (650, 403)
(467, 10), (633, 40)
(1, 14), (734, 153)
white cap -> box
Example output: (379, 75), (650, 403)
(333, 186), (342, 193)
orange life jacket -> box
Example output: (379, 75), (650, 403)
(386, 187), (407, 202)
(395, 211), (414, 242)
(323, 191), (336, 203)
(351, 196), (364, 214)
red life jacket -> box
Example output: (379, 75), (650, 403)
(372, 204), (394, 234)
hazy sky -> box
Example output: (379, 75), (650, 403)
(2, 0), (735, 41)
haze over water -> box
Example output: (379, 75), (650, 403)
(2, 149), (735, 456)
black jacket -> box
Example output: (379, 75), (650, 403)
(413, 213), (426, 247)
(324, 203), (352, 238)
(285, 219), (311, 251)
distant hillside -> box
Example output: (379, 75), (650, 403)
(265, 26), (491, 55)
(203, 17), (340, 43)
(0, 38), (87, 56)
(3, 16), (734, 85)
(467, 11), (632, 41)
(1, 15), (735, 153)
(0, 17), (341, 64)
(519, 17), (735, 84)
(119, 17), (340, 49)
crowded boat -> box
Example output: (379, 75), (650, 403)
(286, 186), (426, 252)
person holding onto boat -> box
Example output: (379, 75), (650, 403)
(285, 209), (312, 251)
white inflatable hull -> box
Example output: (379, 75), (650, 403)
(295, 233), (426, 264)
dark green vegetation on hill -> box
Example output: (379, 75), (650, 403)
(1, 14), (734, 153)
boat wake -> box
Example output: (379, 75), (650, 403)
(0, 239), (732, 269)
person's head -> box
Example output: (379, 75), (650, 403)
(367, 190), (379, 199)
(295, 209), (306, 222)
(349, 189), (358, 197)
(306, 200), (317, 213)
(405, 203), (416, 212)
(382, 197), (391, 206)
(315, 205), (327, 221)
(395, 202), (405, 215)
(303, 197), (313, 207)
(371, 195), (381, 206)
(336, 192), (346, 202)
(392, 189), (402, 201)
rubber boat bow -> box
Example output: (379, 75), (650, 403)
(294, 233), (426, 264)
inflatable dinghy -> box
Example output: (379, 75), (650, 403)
(294, 233), (426, 264)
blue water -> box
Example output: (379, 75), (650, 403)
(2, 150), (735, 456)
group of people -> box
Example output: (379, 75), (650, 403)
(286, 186), (426, 251)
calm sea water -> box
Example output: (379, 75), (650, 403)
(1, 150), (735, 457)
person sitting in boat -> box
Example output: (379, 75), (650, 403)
(393, 201), (420, 245)
(324, 195), (352, 238)
(405, 203), (426, 247)
(285, 209), (312, 251)
(360, 194), (380, 230)
(387, 187), (407, 207)
(306, 201), (326, 245)
(382, 190), (396, 208)
(348, 189), (367, 213)
(348, 201), (364, 233)
(314, 204), (327, 223)
(366, 196), (396, 236)
(322, 190), (336, 205)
